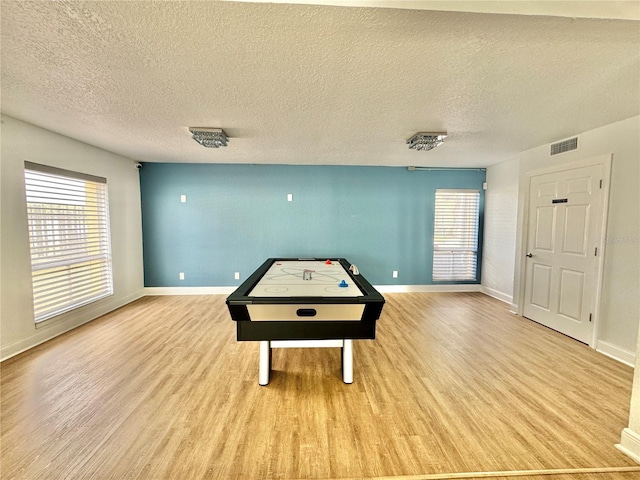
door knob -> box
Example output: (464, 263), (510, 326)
(526, 253), (534, 258)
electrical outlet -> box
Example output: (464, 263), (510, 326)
(180, 194), (186, 203)
(392, 270), (398, 278)
(287, 193), (293, 202)
(179, 272), (185, 280)
(234, 272), (240, 280)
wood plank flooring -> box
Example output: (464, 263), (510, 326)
(1, 292), (637, 479)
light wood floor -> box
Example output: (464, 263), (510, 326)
(1, 292), (638, 480)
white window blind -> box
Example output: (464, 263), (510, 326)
(24, 162), (113, 323)
(433, 189), (480, 282)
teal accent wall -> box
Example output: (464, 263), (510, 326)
(140, 164), (485, 286)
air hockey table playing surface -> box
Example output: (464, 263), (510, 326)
(248, 259), (364, 297)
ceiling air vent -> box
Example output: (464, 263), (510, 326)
(550, 136), (578, 156)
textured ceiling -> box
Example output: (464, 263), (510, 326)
(1, 1), (639, 168)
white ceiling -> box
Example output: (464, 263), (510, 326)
(1, 1), (639, 168)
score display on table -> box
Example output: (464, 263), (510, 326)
(226, 258), (385, 385)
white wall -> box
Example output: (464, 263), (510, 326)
(481, 160), (520, 304)
(0, 115), (144, 360)
(617, 323), (640, 462)
(502, 115), (639, 364)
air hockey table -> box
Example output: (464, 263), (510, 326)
(226, 258), (385, 385)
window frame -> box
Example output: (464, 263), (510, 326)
(432, 188), (481, 283)
(24, 162), (114, 323)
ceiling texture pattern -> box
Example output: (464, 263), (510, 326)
(1, 1), (639, 167)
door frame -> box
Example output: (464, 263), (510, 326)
(517, 154), (612, 348)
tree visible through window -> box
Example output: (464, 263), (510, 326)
(24, 162), (113, 323)
(433, 189), (480, 282)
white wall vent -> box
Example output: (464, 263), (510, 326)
(550, 136), (578, 156)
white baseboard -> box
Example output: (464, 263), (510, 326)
(616, 428), (640, 465)
(0, 289), (146, 362)
(597, 340), (636, 367)
(375, 284), (482, 293)
(145, 285), (483, 295)
(480, 286), (513, 304)
(144, 286), (236, 295)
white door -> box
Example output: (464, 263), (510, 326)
(523, 163), (606, 344)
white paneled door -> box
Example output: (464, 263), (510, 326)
(523, 162), (608, 344)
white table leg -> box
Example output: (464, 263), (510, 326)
(342, 339), (353, 384)
(259, 341), (271, 386)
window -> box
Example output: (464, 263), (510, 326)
(24, 162), (113, 323)
(433, 189), (480, 282)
